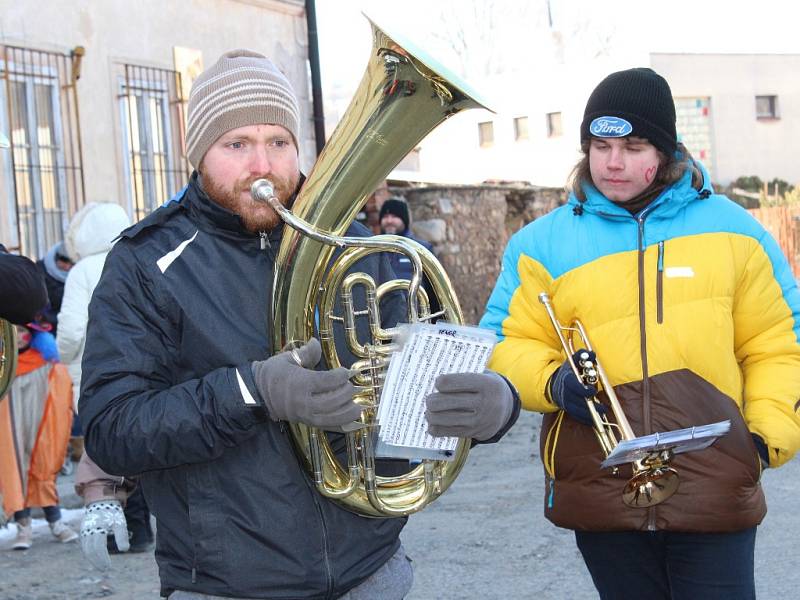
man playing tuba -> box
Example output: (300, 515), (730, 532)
(77, 49), (518, 598)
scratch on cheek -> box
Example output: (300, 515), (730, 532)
(645, 165), (657, 183)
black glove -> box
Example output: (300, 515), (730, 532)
(752, 433), (770, 469)
(425, 371), (515, 441)
(251, 339), (361, 429)
(547, 349), (606, 426)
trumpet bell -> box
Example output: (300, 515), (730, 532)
(623, 466), (680, 508)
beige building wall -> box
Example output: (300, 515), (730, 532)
(0, 0), (312, 251)
(652, 53), (800, 186)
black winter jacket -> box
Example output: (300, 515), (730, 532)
(79, 175), (406, 599)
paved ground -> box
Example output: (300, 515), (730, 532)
(1, 411), (798, 599)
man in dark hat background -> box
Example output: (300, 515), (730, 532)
(480, 67), (800, 599)
(379, 197), (442, 319)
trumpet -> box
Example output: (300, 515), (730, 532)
(538, 292), (679, 508)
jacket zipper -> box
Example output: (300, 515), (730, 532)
(283, 423), (334, 596)
(592, 204), (661, 529)
(259, 231), (269, 250)
(311, 461), (334, 598)
(657, 241), (664, 324)
(636, 206), (658, 531)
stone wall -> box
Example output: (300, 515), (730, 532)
(390, 185), (566, 325)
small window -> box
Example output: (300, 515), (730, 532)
(478, 121), (494, 147)
(755, 95), (779, 120)
(546, 112), (562, 137)
(513, 116), (529, 141)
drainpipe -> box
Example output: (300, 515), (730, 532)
(305, 0), (326, 156)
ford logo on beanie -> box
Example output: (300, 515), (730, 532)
(580, 67), (677, 155)
(589, 117), (633, 137)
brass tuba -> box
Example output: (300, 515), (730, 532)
(0, 319), (17, 398)
(538, 292), (679, 507)
(251, 16), (490, 517)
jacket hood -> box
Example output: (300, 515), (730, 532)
(42, 242), (72, 282)
(569, 157), (713, 220)
(65, 202), (132, 261)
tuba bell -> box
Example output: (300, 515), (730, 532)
(538, 292), (680, 507)
(251, 16), (491, 517)
(0, 319), (17, 398)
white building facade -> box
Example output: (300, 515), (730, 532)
(0, 0), (312, 258)
(396, 53), (800, 191)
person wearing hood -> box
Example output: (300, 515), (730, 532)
(57, 203), (130, 465)
(35, 242), (74, 334)
(480, 68), (800, 599)
(57, 201), (131, 412)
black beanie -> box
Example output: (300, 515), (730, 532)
(580, 68), (677, 155)
(379, 198), (410, 230)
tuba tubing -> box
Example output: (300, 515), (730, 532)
(0, 319), (17, 398)
(263, 16), (492, 517)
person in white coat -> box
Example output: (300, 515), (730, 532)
(57, 202), (131, 429)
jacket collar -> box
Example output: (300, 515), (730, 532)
(568, 156), (713, 220)
(183, 171), (304, 244)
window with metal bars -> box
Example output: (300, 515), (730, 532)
(119, 64), (188, 222)
(0, 45), (85, 259)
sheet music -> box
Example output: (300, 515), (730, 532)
(376, 322), (497, 461)
(601, 420), (731, 468)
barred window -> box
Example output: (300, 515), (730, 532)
(0, 46), (85, 258)
(119, 64), (188, 222)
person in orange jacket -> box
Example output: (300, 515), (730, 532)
(0, 321), (78, 549)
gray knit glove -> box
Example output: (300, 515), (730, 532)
(251, 338), (361, 428)
(425, 371), (514, 441)
(81, 500), (129, 571)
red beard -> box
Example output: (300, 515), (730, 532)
(203, 171), (300, 233)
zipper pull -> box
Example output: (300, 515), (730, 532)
(259, 232), (269, 250)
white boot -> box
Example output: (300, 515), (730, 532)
(13, 518), (32, 550)
(49, 519), (78, 543)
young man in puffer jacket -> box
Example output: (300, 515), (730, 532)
(481, 67), (800, 599)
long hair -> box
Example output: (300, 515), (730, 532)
(568, 141), (697, 202)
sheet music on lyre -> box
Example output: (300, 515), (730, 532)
(376, 322), (497, 461)
(600, 420), (731, 469)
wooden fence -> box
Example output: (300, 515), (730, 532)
(748, 206), (800, 277)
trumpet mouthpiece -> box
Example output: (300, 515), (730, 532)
(251, 179), (275, 202)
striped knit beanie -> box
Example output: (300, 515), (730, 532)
(185, 49), (300, 169)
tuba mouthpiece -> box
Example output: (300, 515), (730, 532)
(251, 179), (275, 203)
